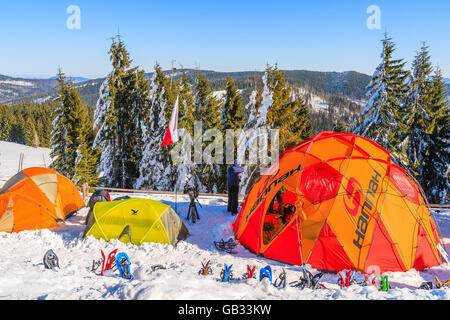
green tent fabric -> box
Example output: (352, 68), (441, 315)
(83, 198), (189, 246)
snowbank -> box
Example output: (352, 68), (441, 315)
(0, 141), (448, 300)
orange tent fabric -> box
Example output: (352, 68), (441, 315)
(234, 132), (447, 273)
(0, 167), (85, 233)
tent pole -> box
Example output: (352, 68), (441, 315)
(175, 169), (178, 214)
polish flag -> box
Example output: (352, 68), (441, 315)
(162, 95), (179, 147)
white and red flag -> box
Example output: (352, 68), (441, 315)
(162, 95), (179, 148)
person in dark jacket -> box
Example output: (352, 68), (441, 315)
(227, 159), (244, 215)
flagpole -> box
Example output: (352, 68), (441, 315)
(162, 94), (180, 215)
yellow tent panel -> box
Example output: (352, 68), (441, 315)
(83, 198), (189, 246)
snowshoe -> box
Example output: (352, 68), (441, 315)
(290, 268), (325, 289)
(116, 252), (133, 280)
(214, 238), (238, 254)
(337, 269), (357, 288)
(101, 249), (118, 276)
(151, 265), (167, 272)
(43, 249), (60, 270)
(243, 265), (256, 279)
(198, 260), (213, 276)
(220, 264), (233, 282)
(91, 259), (102, 274)
(377, 275), (390, 292)
(419, 281), (434, 290)
(434, 276), (450, 288)
(361, 274), (377, 287)
(274, 268), (287, 289)
(259, 265), (273, 284)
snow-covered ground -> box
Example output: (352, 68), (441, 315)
(0, 141), (449, 300)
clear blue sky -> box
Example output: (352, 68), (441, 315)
(0, 0), (449, 79)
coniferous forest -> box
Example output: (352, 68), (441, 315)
(0, 33), (448, 203)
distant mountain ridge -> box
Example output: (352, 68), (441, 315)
(0, 69), (371, 105)
(0, 75), (59, 103)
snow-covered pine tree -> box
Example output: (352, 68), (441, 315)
(51, 69), (97, 180)
(114, 67), (150, 188)
(135, 63), (176, 191)
(93, 75), (116, 186)
(353, 33), (410, 164)
(94, 35), (149, 188)
(238, 71), (271, 194)
(404, 42), (435, 177)
(420, 68), (450, 203)
(238, 66), (313, 193)
(50, 69), (70, 176)
(193, 70), (223, 193)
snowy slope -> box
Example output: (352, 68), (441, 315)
(0, 141), (449, 300)
(0, 141), (52, 185)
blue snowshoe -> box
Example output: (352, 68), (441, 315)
(259, 266), (272, 284)
(116, 252), (133, 280)
(220, 264), (233, 282)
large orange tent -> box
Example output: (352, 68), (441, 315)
(234, 132), (447, 273)
(0, 167), (85, 233)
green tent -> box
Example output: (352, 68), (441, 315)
(83, 198), (189, 246)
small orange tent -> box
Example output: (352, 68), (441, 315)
(0, 167), (85, 233)
(234, 132), (447, 273)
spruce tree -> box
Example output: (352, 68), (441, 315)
(264, 64), (313, 151)
(51, 68), (97, 180)
(135, 64), (175, 191)
(94, 35), (148, 188)
(237, 88), (263, 194)
(11, 111), (25, 144)
(39, 109), (53, 148)
(238, 70), (275, 194)
(0, 107), (12, 141)
(283, 97), (313, 148)
(353, 33), (410, 163)
(73, 116), (100, 186)
(194, 71), (223, 193)
(221, 75), (246, 188)
(115, 67), (150, 188)
(51, 69), (71, 176)
(24, 118), (39, 148)
(404, 42), (435, 176)
(223, 75), (245, 130)
(420, 69), (450, 203)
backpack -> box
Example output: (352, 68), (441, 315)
(84, 190), (111, 225)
